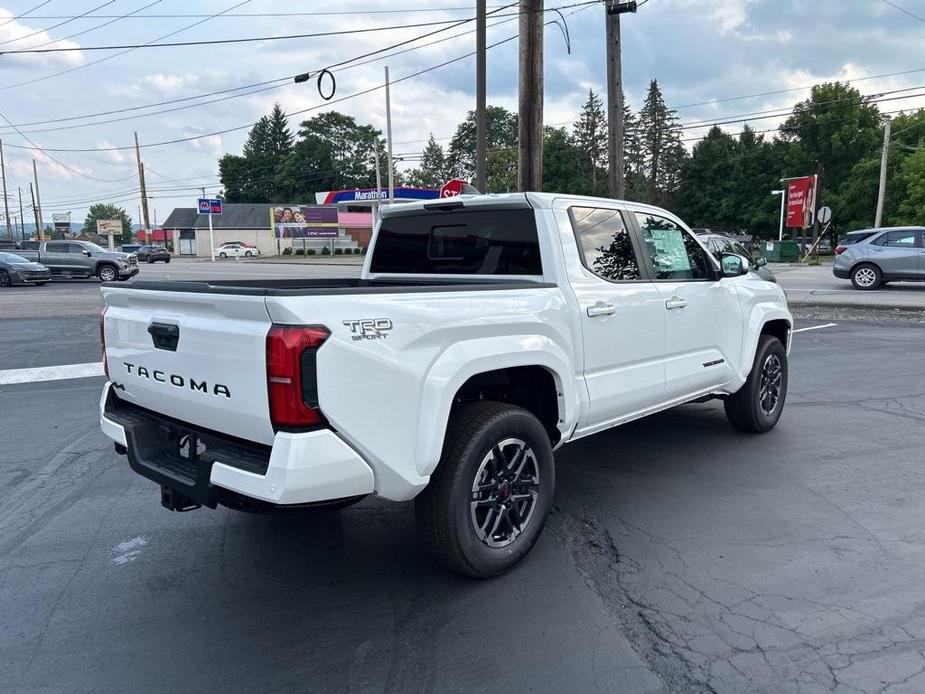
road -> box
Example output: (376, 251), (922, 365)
(2, 261), (925, 692)
(774, 264), (925, 311)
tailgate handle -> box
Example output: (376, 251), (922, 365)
(148, 322), (179, 351)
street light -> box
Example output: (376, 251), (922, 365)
(771, 190), (785, 242)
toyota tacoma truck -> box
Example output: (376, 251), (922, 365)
(99, 193), (791, 577)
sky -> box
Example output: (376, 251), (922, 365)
(0, 0), (921, 228)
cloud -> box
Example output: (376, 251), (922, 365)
(140, 70), (237, 97)
(0, 11), (84, 68)
(96, 142), (128, 164)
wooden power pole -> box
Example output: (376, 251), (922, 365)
(874, 117), (891, 228)
(606, 1), (637, 199)
(0, 139), (11, 239)
(134, 132), (151, 244)
(517, 0), (543, 192)
(32, 160), (44, 240)
(475, 0), (487, 191)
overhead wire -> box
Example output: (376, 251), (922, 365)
(0, 1), (53, 26)
(23, 0), (166, 52)
(0, 0), (117, 47)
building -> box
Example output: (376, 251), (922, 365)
(162, 204), (279, 257)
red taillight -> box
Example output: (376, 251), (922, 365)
(266, 325), (329, 428)
(835, 246), (847, 255)
(100, 306), (109, 379)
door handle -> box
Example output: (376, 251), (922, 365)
(665, 296), (688, 310)
(586, 303), (616, 317)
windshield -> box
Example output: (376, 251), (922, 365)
(81, 242), (109, 253)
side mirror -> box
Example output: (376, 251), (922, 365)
(754, 256), (767, 268)
(721, 253), (748, 278)
(82, 249), (92, 257)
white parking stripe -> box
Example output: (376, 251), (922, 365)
(0, 362), (104, 385)
(792, 323), (838, 333)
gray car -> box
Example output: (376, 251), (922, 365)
(833, 227), (925, 290)
(11, 240), (139, 282)
(0, 252), (52, 287)
(700, 233), (777, 282)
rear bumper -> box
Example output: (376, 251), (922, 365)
(99, 382), (374, 509)
(832, 267), (851, 279)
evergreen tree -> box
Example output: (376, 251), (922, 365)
(267, 103), (294, 157)
(638, 79), (686, 206)
(406, 134), (451, 188)
(572, 89), (607, 193)
(542, 127), (583, 193)
(623, 92), (645, 200)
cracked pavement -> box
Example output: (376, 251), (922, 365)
(2, 275), (925, 692)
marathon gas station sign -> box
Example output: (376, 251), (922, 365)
(316, 187), (440, 205)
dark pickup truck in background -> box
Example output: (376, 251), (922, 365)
(12, 240), (139, 282)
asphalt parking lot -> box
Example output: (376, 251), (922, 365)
(2, 262), (925, 693)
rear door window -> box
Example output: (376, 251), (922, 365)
(45, 242), (68, 253)
(886, 230), (917, 247)
(569, 207), (641, 281)
(370, 209), (542, 275)
(842, 232), (877, 246)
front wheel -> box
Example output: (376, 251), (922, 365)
(0, 270), (11, 287)
(724, 335), (788, 433)
(164, 257), (171, 263)
(851, 263), (881, 290)
(97, 264), (117, 282)
(219, 252), (227, 258)
(146, 256), (154, 263)
(245, 250), (253, 257)
(415, 401), (555, 578)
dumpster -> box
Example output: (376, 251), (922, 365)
(762, 240), (800, 262)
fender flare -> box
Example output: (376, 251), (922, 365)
(414, 334), (578, 479)
(737, 306), (792, 381)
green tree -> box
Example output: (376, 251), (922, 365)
(572, 89), (607, 194)
(82, 203), (133, 244)
(542, 127), (583, 193)
(405, 134), (451, 188)
(220, 104), (295, 203)
(623, 93), (646, 200)
(896, 149), (925, 225)
(638, 79), (687, 206)
(676, 126), (738, 229)
(447, 105), (518, 191)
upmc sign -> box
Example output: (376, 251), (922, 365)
(786, 176), (816, 228)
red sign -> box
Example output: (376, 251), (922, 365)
(439, 178), (467, 198)
(786, 176), (816, 228)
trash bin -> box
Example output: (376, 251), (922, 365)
(762, 241), (800, 262)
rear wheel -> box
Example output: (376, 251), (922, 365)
(416, 401), (555, 578)
(0, 270), (11, 287)
(97, 264), (117, 282)
(219, 252), (227, 258)
(851, 263), (881, 290)
(725, 335), (788, 433)
(164, 257), (171, 263)
(146, 256), (154, 263)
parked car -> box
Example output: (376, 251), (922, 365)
(10, 240), (138, 282)
(214, 243), (260, 258)
(833, 227), (925, 290)
(99, 193), (791, 577)
(0, 252), (52, 287)
(134, 245), (171, 264)
(700, 232), (777, 282)
(225, 241), (258, 248)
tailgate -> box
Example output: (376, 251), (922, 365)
(102, 287), (275, 446)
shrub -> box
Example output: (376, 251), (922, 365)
(282, 247), (293, 256)
(361, 246), (368, 254)
(353, 247), (361, 254)
(321, 246), (331, 255)
(307, 248), (316, 255)
(334, 248), (343, 255)
(295, 248), (305, 256)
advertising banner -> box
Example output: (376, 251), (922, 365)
(786, 176), (816, 228)
(96, 219), (122, 236)
(52, 213), (71, 234)
(272, 205), (338, 238)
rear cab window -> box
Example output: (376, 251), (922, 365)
(370, 208), (542, 275)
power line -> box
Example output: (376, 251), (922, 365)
(24, 1), (166, 52)
(3, 5), (519, 20)
(0, 1), (53, 26)
(0, 0), (117, 47)
(0, 0), (253, 92)
(878, 0), (925, 23)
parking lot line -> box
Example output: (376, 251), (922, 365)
(0, 362), (104, 385)
(792, 322), (838, 333)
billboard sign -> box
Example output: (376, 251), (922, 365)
(786, 176), (816, 229)
(272, 205), (338, 238)
(315, 187), (440, 205)
(52, 212), (70, 235)
(97, 219), (122, 236)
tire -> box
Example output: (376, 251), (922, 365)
(164, 257), (171, 264)
(219, 252), (227, 258)
(724, 335), (788, 433)
(245, 250), (253, 257)
(850, 263), (881, 290)
(146, 256), (154, 263)
(0, 270), (11, 287)
(415, 401), (555, 578)
(97, 264), (117, 282)
(33, 282), (46, 286)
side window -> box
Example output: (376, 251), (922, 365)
(569, 207), (641, 281)
(45, 242), (68, 253)
(67, 243), (85, 254)
(635, 213), (713, 281)
(886, 231), (917, 247)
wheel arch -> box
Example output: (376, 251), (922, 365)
(736, 307), (793, 382)
(416, 336), (578, 480)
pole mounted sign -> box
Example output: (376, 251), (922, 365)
(439, 179), (479, 198)
(786, 176), (816, 229)
(197, 198), (223, 261)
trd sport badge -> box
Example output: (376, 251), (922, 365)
(342, 318), (393, 341)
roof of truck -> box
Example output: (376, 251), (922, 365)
(377, 192), (675, 217)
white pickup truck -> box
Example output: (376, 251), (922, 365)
(99, 193), (791, 577)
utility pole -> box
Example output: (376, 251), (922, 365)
(32, 160), (44, 241)
(372, 138), (383, 225)
(874, 117), (891, 228)
(384, 66), (395, 203)
(606, 1), (636, 199)
(475, 0), (487, 191)
(517, 0), (544, 191)
(18, 186), (25, 240)
(134, 132), (151, 244)
(0, 139), (11, 239)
